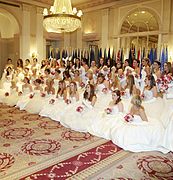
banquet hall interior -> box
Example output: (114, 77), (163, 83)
(0, 0), (173, 179)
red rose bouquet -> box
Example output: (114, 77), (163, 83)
(49, 99), (55, 104)
(102, 88), (108, 94)
(105, 107), (112, 114)
(18, 91), (23, 96)
(124, 113), (134, 122)
(65, 99), (71, 104)
(76, 106), (84, 113)
(80, 82), (85, 88)
(41, 93), (46, 97)
(29, 94), (34, 99)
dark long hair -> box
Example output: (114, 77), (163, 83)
(83, 84), (96, 102)
(146, 74), (156, 90)
(126, 74), (135, 95)
(113, 89), (121, 105)
(57, 80), (66, 96)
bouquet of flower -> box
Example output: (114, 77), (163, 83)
(160, 84), (169, 93)
(102, 88), (108, 94)
(5, 92), (9, 97)
(41, 93), (46, 97)
(140, 93), (145, 100)
(29, 94), (34, 99)
(51, 71), (55, 75)
(121, 91), (125, 96)
(124, 113), (134, 122)
(105, 107), (112, 114)
(76, 106), (84, 113)
(65, 99), (71, 104)
(49, 99), (55, 104)
(80, 82), (85, 88)
(163, 75), (173, 84)
(18, 91), (23, 96)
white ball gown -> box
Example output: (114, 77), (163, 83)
(39, 95), (65, 121)
(110, 114), (169, 153)
(60, 99), (97, 132)
(16, 87), (32, 110)
(24, 90), (46, 114)
(88, 105), (124, 140)
(3, 88), (19, 106)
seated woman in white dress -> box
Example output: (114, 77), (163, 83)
(111, 95), (168, 153)
(53, 68), (62, 92)
(73, 70), (82, 89)
(110, 75), (122, 91)
(24, 79), (44, 114)
(3, 81), (19, 106)
(88, 89), (124, 139)
(96, 73), (109, 93)
(122, 74), (140, 112)
(142, 74), (164, 122)
(60, 84), (97, 132)
(67, 81), (79, 103)
(39, 80), (67, 121)
(16, 77), (33, 110)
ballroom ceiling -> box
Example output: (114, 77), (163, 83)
(2, 0), (152, 10)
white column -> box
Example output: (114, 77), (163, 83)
(77, 29), (82, 49)
(36, 7), (44, 62)
(101, 9), (109, 49)
(157, 33), (162, 60)
(21, 4), (31, 60)
(64, 33), (70, 48)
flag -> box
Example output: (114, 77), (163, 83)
(90, 47), (95, 63)
(160, 47), (165, 72)
(120, 48), (123, 63)
(77, 48), (80, 58)
(99, 48), (102, 58)
(137, 49), (141, 61)
(104, 48), (107, 60)
(56, 49), (60, 60)
(112, 49), (114, 60)
(128, 48), (133, 67)
(117, 49), (121, 62)
(153, 48), (157, 61)
(165, 46), (168, 62)
(62, 49), (65, 58)
(108, 47), (111, 59)
(149, 48), (154, 64)
(74, 49), (78, 58)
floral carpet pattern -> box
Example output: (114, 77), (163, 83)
(0, 103), (173, 180)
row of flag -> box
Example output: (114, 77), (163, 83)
(48, 46), (168, 68)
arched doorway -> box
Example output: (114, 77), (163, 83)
(119, 8), (160, 59)
(0, 8), (20, 77)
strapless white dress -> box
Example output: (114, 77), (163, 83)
(88, 106), (123, 139)
(3, 88), (19, 106)
(60, 99), (96, 132)
(110, 114), (168, 153)
(24, 90), (46, 114)
(16, 87), (32, 110)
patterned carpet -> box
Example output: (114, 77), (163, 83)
(0, 103), (173, 180)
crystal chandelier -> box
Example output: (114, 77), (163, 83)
(43, 0), (83, 33)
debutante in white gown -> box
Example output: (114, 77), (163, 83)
(142, 89), (165, 125)
(110, 114), (169, 153)
(39, 95), (65, 122)
(88, 105), (123, 140)
(3, 88), (19, 106)
(16, 87), (32, 110)
(24, 90), (45, 114)
(60, 99), (96, 132)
